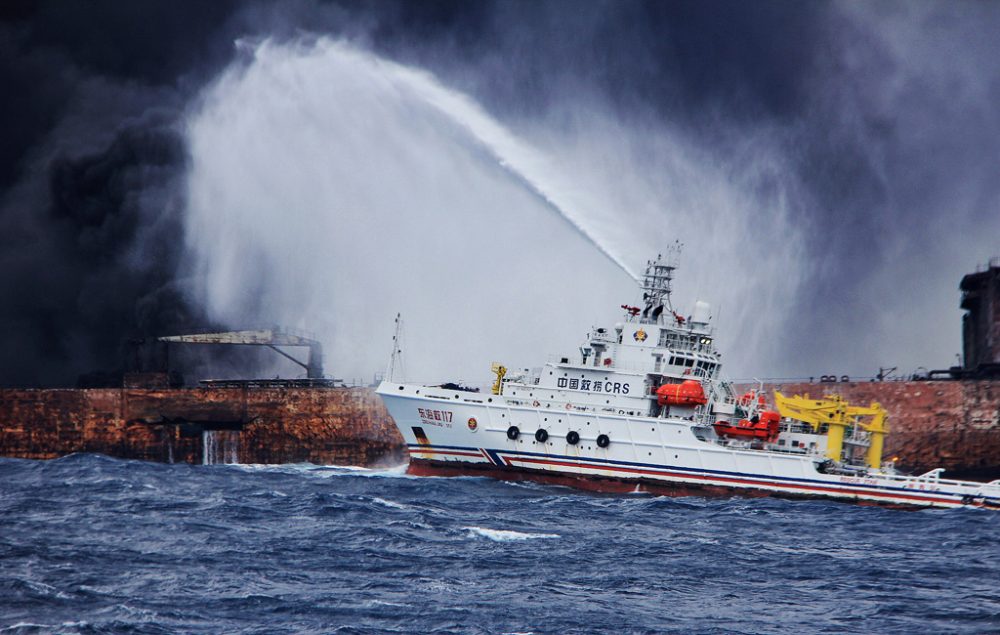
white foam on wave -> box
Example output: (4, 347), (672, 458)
(372, 497), (410, 510)
(231, 463), (412, 479)
(1, 622), (89, 633)
(361, 599), (411, 609)
(463, 526), (560, 542)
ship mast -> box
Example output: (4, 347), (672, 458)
(639, 242), (682, 324)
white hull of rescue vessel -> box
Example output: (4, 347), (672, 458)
(376, 252), (1000, 510)
(376, 384), (1000, 509)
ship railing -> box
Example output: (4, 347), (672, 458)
(864, 469), (999, 493)
(546, 356), (664, 374)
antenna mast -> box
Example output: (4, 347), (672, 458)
(385, 313), (405, 382)
(640, 241), (682, 324)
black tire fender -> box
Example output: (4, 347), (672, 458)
(566, 430), (580, 445)
(506, 426), (520, 440)
(596, 434), (610, 448)
(535, 428), (549, 443)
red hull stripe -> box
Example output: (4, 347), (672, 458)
(405, 443), (962, 505)
(408, 447), (484, 459)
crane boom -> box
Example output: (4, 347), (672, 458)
(774, 392), (888, 468)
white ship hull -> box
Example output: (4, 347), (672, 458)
(378, 382), (1000, 510)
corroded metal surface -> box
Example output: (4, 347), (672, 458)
(0, 387), (405, 466)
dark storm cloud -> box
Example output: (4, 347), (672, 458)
(2, 0), (998, 385)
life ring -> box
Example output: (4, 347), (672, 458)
(566, 430), (580, 445)
(532, 400), (540, 407)
(535, 428), (549, 443)
(565, 403), (573, 411)
(506, 426), (520, 440)
(596, 434), (610, 448)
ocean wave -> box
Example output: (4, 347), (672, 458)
(3, 455), (999, 634)
(463, 526), (560, 541)
(371, 497), (411, 510)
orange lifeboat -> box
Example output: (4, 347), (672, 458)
(713, 410), (781, 442)
(656, 380), (707, 407)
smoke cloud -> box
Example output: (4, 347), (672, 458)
(2, 1), (998, 385)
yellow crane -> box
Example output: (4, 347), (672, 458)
(773, 392), (888, 469)
(491, 363), (507, 395)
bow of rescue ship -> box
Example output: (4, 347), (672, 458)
(376, 252), (1000, 510)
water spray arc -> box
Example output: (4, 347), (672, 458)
(183, 37), (808, 380)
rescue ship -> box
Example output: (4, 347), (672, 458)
(376, 252), (1000, 509)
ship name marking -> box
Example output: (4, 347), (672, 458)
(417, 408), (454, 427)
(557, 378), (630, 395)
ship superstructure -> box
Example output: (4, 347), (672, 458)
(376, 253), (1000, 509)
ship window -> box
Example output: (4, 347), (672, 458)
(792, 440), (799, 447)
(685, 358), (695, 367)
(778, 439), (785, 446)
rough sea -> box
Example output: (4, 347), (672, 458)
(2, 454), (998, 635)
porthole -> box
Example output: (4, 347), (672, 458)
(398, 386), (404, 391)
(488, 398), (493, 402)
